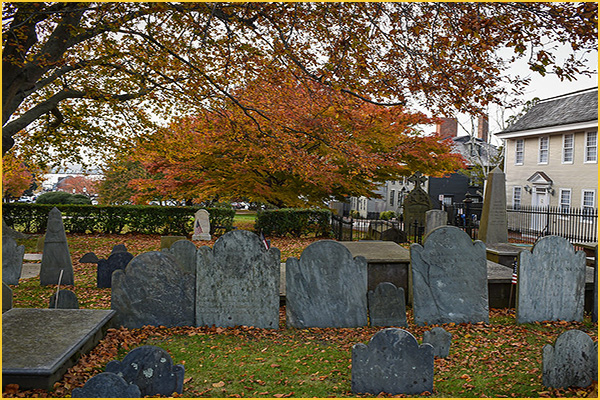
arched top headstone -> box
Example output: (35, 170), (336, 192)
(71, 372), (141, 398)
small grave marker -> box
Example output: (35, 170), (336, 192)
(192, 209), (211, 241)
(49, 289), (79, 309)
(423, 327), (452, 358)
(543, 330), (597, 389)
(71, 372), (141, 398)
(367, 282), (407, 327)
(97, 251), (134, 288)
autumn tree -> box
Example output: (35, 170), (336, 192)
(96, 157), (155, 205)
(3, 2), (597, 168)
(2, 152), (34, 201)
(129, 75), (465, 207)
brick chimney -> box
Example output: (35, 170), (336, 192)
(435, 118), (458, 139)
(477, 115), (489, 143)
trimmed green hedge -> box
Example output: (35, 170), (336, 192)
(3, 203), (235, 236)
(254, 208), (332, 237)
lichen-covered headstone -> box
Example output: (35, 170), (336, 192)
(196, 230), (280, 329)
(49, 289), (79, 309)
(286, 240), (367, 328)
(3, 282), (13, 313)
(111, 251), (195, 328)
(2, 236), (24, 285)
(368, 282), (407, 327)
(105, 345), (184, 396)
(71, 372), (141, 398)
(423, 327), (452, 358)
(192, 209), (211, 241)
(352, 328), (434, 395)
(164, 239), (197, 275)
(411, 226), (489, 325)
(97, 251), (134, 288)
(517, 235), (586, 324)
(478, 166), (508, 244)
(40, 207), (74, 286)
(542, 330), (597, 389)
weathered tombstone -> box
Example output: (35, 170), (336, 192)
(403, 172), (433, 232)
(111, 244), (128, 254)
(516, 235), (586, 324)
(3, 282), (13, 313)
(477, 166), (508, 244)
(196, 230), (280, 329)
(352, 328), (434, 395)
(286, 240), (368, 328)
(111, 251), (195, 328)
(542, 330), (597, 389)
(2, 236), (24, 285)
(40, 208), (74, 286)
(72, 372), (141, 398)
(191, 209), (211, 241)
(79, 252), (100, 263)
(411, 226), (489, 325)
(164, 240), (197, 275)
(160, 236), (186, 250)
(368, 221), (406, 243)
(49, 289), (79, 309)
(423, 327), (452, 358)
(425, 209), (447, 235)
(105, 345), (185, 396)
(367, 282), (407, 327)
(97, 251), (134, 288)
(2, 218), (28, 240)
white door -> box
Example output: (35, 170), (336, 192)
(531, 187), (549, 232)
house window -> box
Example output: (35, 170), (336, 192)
(559, 189), (571, 214)
(515, 139), (524, 165)
(512, 187), (522, 209)
(562, 134), (574, 163)
(538, 136), (549, 164)
(390, 190), (395, 206)
(582, 190), (596, 222)
(585, 131), (597, 163)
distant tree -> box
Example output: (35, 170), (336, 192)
(96, 157), (154, 205)
(2, 152), (34, 201)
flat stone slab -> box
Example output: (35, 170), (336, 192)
(23, 253), (43, 261)
(3, 308), (115, 390)
(340, 241), (410, 263)
(20, 263), (41, 279)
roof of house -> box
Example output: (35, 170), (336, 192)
(500, 88), (598, 134)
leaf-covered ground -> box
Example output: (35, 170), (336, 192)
(6, 231), (598, 398)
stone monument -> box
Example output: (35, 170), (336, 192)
(478, 167), (508, 244)
(192, 209), (211, 241)
(403, 172), (433, 232)
(40, 208), (74, 286)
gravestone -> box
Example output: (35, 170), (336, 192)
(403, 172), (433, 232)
(105, 345), (185, 396)
(49, 289), (79, 309)
(196, 230), (280, 329)
(425, 210), (447, 235)
(111, 251), (195, 328)
(164, 239), (197, 275)
(411, 226), (489, 325)
(542, 330), (597, 389)
(72, 372), (141, 398)
(477, 167), (508, 244)
(79, 252), (100, 263)
(517, 236), (586, 324)
(40, 208), (74, 286)
(3, 236), (24, 285)
(368, 221), (406, 243)
(423, 327), (452, 358)
(3, 282), (13, 313)
(367, 282), (407, 327)
(111, 244), (128, 254)
(286, 240), (367, 328)
(192, 209), (211, 241)
(352, 328), (434, 395)
(97, 251), (134, 288)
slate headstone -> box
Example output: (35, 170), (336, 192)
(286, 240), (368, 328)
(72, 372), (141, 398)
(111, 244), (128, 254)
(164, 239), (197, 275)
(105, 345), (184, 396)
(423, 327), (452, 358)
(543, 330), (597, 389)
(79, 252), (99, 263)
(40, 208), (74, 286)
(49, 289), (79, 309)
(111, 251), (195, 328)
(2, 236), (24, 285)
(3, 282), (13, 313)
(97, 251), (134, 288)
(368, 282), (407, 327)
(425, 210), (447, 235)
(196, 230), (280, 329)
(352, 328), (434, 395)
(477, 166), (508, 244)
(411, 226), (489, 325)
(192, 209), (211, 241)
(516, 235), (586, 324)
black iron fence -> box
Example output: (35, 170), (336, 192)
(331, 215), (424, 243)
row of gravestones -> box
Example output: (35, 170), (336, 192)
(71, 327), (596, 397)
(110, 226), (589, 329)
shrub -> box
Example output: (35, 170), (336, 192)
(35, 191), (92, 205)
(379, 210), (397, 220)
(255, 208), (331, 237)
